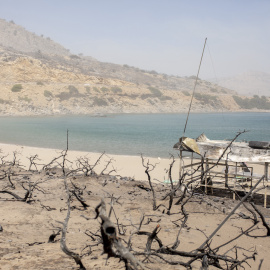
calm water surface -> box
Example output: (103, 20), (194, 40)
(0, 112), (269, 158)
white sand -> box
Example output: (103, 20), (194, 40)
(0, 142), (267, 185)
(0, 142), (183, 182)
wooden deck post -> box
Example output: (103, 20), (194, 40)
(191, 152), (194, 182)
(225, 159), (229, 188)
(233, 162), (237, 200)
(264, 162), (269, 208)
(265, 162), (269, 182)
(179, 149), (183, 181)
(200, 157), (204, 185)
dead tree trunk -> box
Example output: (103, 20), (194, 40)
(60, 177), (86, 270)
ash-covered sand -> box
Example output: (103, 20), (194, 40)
(0, 144), (269, 269)
(0, 166), (270, 270)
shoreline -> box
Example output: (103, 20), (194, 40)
(0, 142), (182, 182)
(0, 141), (267, 183)
(0, 110), (269, 118)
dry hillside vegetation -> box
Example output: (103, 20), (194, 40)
(1, 18), (269, 115)
(0, 55), (244, 115)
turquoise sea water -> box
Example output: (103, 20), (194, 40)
(0, 112), (269, 158)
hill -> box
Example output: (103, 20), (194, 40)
(0, 18), (269, 115)
(0, 19), (70, 56)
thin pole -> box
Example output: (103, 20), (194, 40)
(183, 38), (207, 137)
(264, 162), (268, 208)
(66, 129), (69, 150)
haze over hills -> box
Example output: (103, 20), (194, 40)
(0, 18), (269, 115)
(214, 71), (270, 97)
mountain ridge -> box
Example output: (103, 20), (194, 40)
(0, 18), (70, 56)
(0, 18), (269, 115)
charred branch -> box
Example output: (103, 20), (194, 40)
(60, 177), (86, 269)
(95, 198), (146, 270)
(250, 202), (270, 236)
(140, 154), (158, 210)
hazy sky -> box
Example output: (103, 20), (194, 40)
(0, 0), (269, 79)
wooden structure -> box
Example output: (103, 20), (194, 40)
(174, 134), (270, 207)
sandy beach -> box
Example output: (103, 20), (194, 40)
(0, 142), (184, 183)
(0, 142), (267, 182)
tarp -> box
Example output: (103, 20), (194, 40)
(174, 134), (270, 163)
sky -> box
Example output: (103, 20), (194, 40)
(0, 0), (269, 79)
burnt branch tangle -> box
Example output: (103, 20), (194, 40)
(0, 146), (269, 269)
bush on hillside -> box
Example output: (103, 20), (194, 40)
(101, 87), (109, 93)
(189, 75), (201, 80)
(148, 70), (158, 75)
(107, 97), (115, 103)
(70, 55), (80, 59)
(140, 94), (152, 100)
(0, 98), (11, 104)
(44, 90), (53, 98)
(56, 86), (82, 101)
(111, 86), (122, 94)
(210, 88), (218, 93)
(233, 95), (270, 110)
(92, 97), (108, 106)
(182, 90), (190, 96)
(11, 84), (23, 92)
(148, 86), (162, 97)
(68, 85), (79, 95)
(194, 93), (218, 105)
(158, 95), (172, 101)
(85, 86), (91, 93)
(18, 96), (32, 103)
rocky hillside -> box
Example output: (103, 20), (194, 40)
(0, 53), (262, 116)
(0, 19), (70, 56)
(0, 18), (269, 115)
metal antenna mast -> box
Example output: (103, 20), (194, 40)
(182, 38), (207, 137)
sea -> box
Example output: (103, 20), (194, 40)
(0, 112), (269, 158)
